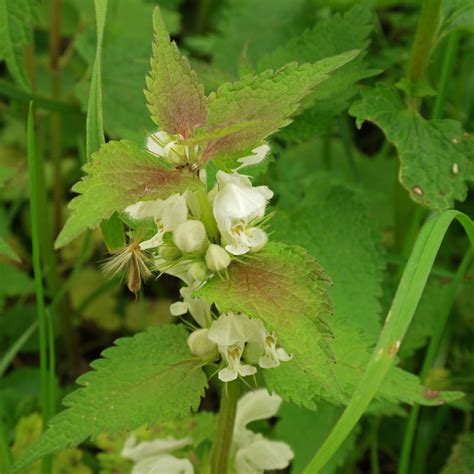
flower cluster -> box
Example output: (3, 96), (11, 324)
(172, 293), (292, 382)
(122, 131), (273, 289)
(120, 389), (294, 474)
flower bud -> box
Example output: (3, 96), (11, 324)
(188, 261), (208, 282)
(169, 301), (188, 316)
(205, 244), (231, 272)
(173, 220), (207, 253)
(187, 329), (218, 359)
(159, 244), (181, 260)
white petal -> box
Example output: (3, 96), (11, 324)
(225, 241), (250, 256)
(235, 436), (294, 473)
(218, 366), (238, 382)
(216, 171), (252, 188)
(132, 453), (194, 474)
(276, 347), (293, 362)
(208, 313), (253, 346)
(139, 230), (164, 250)
(146, 131), (169, 157)
(125, 199), (165, 220)
(237, 362), (257, 378)
(246, 227), (268, 252)
(161, 194), (188, 231)
(235, 389), (282, 431)
(173, 220), (207, 253)
(236, 144), (270, 169)
(121, 434), (191, 461)
(169, 301), (188, 316)
(180, 286), (212, 328)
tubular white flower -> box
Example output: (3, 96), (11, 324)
(232, 389), (294, 474)
(245, 319), (292, 369)
(235, 144), (270, 170)
(218, 343), (257, 382)
(205, 244), (231, 272)
(146, 131), (187, 165)
(125, 194), (188, 251)
(212, 171), (272, 255)
(187, 328), (218, 359)
(121, 434), (194, 474)
(173, 220), (207, 253)
(169, 286), (212, 328)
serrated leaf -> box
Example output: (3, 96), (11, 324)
(0, 236), (20, 261)
(12, 325), (207, 472)
(0, 0), (35, 90)
(55, 140), (204, 248)
(145, 7), (207, 137)
(258, 2), (377, 142)
(350, 84), (474, 210)
(196, 242), (346, 402)
(200, 50), (359, 165)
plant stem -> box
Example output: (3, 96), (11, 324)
(0, 415), (12, 472)
(27, 103), (53, 474)
(197, 190), (220, 243)
(370, 417), (381, 474)
(211, 380), (240, 474)
(338, 114), (359, 181)
(302, 211), (474, 473)
(407, 0), (442, 109)
(431, 32), (461, 119)
(398, 248), (473, 474)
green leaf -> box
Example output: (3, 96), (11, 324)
(273, 170), (386, 338)
(0, 237), (19, 262)
(258, 2), (377, 141)
(440, 0), (474, 39)
(145, 6), (207, 137)
(0, 0), (35, 90)
(55, 140), (204, 248)
(0, 262), (34, 297)
(200, 50), (359, 166)
(275, 402), (358, 474)
(12, 325), (207, 472)
(350, 84), (474, 210)
(441, 433), (474, 474)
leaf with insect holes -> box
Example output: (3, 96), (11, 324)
(199, 50), (360, 167)
(55, 140), (204, 248)
(145, 7), (207, 137)
(11, 325), (207, 472)
(349, 84), (474, 210)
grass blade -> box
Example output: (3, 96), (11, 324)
(303, 210), (474, 473)
(27, 103), (54, 473)
(87, 0), (125, 251)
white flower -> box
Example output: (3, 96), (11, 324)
(208, 313), (257, 382)
(187, 328), (218, 359)
(121, 433), (194, 474)
(245, 319), (292, 369)
(205, 244), (231, 272)
(233, 390), (294, 474)
(147, 131), (187, 165)
(173, 220), (207, 253)
(169, 285), (212, 328)
(213, 171), (272, 255)
(235, 144), (270, 170)
(125, 194), (188, 250)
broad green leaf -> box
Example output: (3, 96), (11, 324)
(145, 7), (207, 137)
(0, 236), (20, 261)
(197, 242), (346, 403)
(0, 262), (34, 297)
(350, 84), (474, 210)
(200, 50), (359, 166)
(208, 0), (308, 74)
(55, 140), (204, 248)
(273, 170), (386, 338)
(12, 325), (207, 472)
(441, 433), (474, 474)
(0, 0), (35, 90)
(259, 2), (377, 141)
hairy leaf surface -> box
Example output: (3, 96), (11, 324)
(56, 140), (203, 248)
(12, 325), (207, 472)
(145, 7), (207, 137)
(200, 51), (359, 165)
(350, 84), (474, 210)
